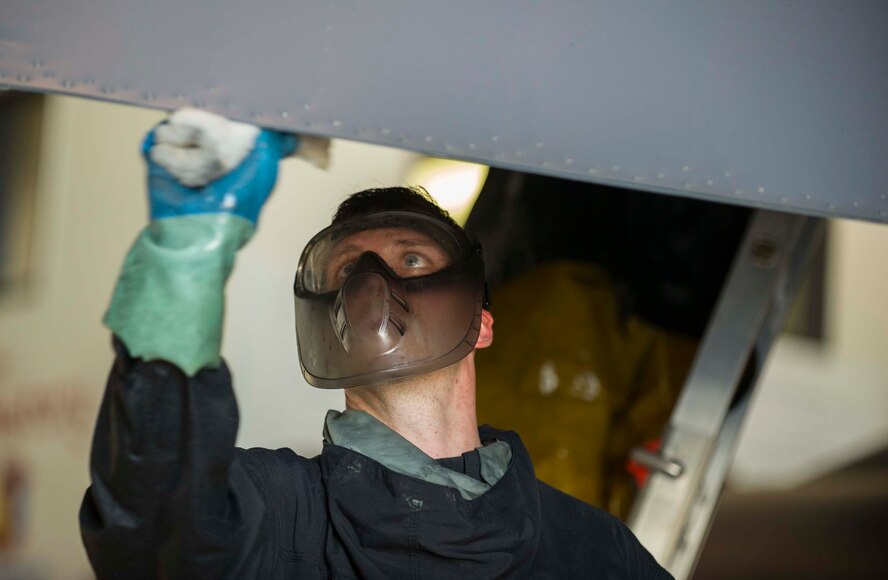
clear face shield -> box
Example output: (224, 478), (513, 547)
(294, 211), (486, 389)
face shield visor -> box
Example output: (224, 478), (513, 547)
(294, 211), (486, 389)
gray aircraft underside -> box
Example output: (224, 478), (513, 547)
(1, 0), (886, 224)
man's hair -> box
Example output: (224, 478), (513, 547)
(333, 186), (461, 230)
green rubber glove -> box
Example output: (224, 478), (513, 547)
(104, 215), (254, 375)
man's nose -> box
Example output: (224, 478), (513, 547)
(348, 251), (398, 278)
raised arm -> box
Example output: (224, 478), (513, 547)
(79, 110), (321, 578)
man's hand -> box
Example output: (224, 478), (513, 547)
(105, 109), (329, 375)
(144, 108), (313, 224)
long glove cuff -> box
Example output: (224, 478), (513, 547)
(104, 214), (255, 376)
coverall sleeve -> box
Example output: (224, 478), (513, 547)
(79, 338), (274, 579)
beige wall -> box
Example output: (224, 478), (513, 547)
(0, 96), (163, 579)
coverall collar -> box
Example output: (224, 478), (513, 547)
(323, 409), (511, 500)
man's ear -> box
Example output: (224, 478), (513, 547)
(475, 309), (494, 349)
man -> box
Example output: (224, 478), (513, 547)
(80, 110), (671, 579)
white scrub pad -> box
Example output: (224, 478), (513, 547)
(150, 108), (331, 187)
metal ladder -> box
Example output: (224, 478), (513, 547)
(628, 209), (825, 579)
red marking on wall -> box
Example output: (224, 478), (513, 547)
(0, 384), (93, 438)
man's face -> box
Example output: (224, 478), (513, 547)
(293, 214), (493, 388)
(323, 227), (452, 291)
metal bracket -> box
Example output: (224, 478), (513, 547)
(627, 209), (825, 579)
(629, 448), (684, 479)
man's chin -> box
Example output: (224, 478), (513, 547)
(347, 363), (462, 394)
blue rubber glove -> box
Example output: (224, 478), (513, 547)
(144, 128), (299, 224)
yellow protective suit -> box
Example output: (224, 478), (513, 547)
(476, 261), (697, 519)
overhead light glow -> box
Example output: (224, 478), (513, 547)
(405, 158), (489, 225)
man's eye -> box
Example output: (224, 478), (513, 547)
(404, 254), (425, 268)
